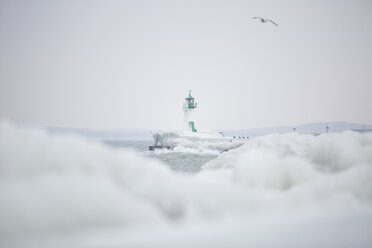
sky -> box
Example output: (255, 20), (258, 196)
(0, 0), (371, 130)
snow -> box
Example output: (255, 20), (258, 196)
(1, 122), (372, 247)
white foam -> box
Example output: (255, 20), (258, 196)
(1, 122), (372, 247)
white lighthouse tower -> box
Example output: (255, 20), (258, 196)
(183, 90), (197, 132)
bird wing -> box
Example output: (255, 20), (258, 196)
(268, 19), (279, 26)
(252, 17), (262, 20)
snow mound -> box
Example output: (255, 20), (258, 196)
(1, 122), (372, 247)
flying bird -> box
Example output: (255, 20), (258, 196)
(252, 17), (279, 26)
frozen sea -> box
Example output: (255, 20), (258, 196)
(1, 122), (372, 248)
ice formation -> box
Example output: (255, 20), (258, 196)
(1, 122), (372, 247)
(151, 129), (246, 153)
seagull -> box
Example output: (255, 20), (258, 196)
(252, 17), (279, 26)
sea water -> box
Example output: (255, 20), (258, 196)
(1, 122), (372, 248)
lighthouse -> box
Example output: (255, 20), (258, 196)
(183, 90), (197, 132)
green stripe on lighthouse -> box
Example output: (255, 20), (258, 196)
(189, 121), (197, 132)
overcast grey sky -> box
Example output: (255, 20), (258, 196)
(0, 0), (371, 130)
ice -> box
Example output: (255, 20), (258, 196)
(1, 122), (372, 247)
(151, 129), (246, 153)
